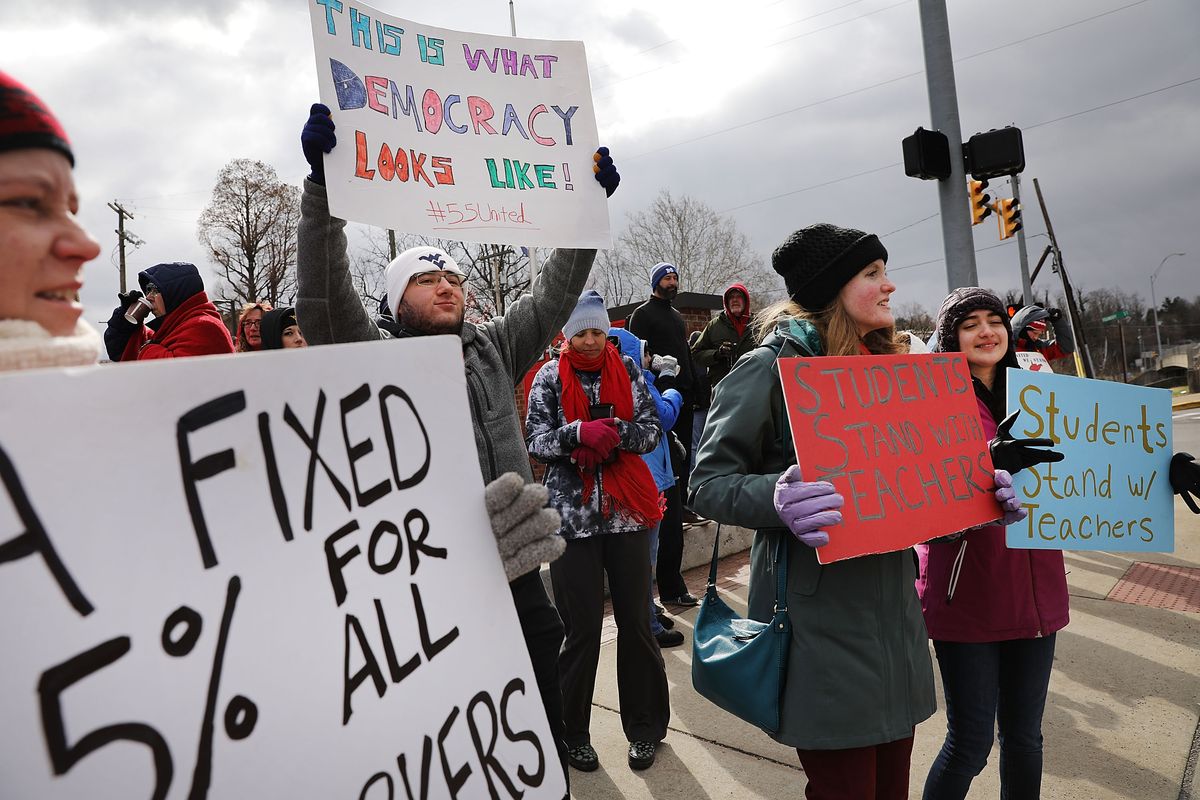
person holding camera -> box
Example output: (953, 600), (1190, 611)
(691, 282), (754, 387)
(1010, 304), (1074, 362)
(525, 290), (671, 773)
(104, 261), (233, 362)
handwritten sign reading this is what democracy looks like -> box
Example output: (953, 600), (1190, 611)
(309, 0), (610, 249)
(0, 338), (564, 799)
(779, 353), (1001, 564)
(1006, 369), (1174, 552)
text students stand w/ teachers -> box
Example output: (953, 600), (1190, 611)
(690, 223), (939, 800)
(294, 103), (619, 791)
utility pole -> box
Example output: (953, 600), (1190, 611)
(387, 229), (397, 260)
(1011, 174), (1033, 303)
(107, 201), (141, 293)
(1032, 178), (1093, 378)
(917, 0), (977, 289)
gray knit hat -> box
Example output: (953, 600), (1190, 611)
(563, 290), (609, 339)
(772, 223), (888, 311)
(932, 286), (1019, 371)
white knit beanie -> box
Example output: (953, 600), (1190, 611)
(384, 246), (465, 319)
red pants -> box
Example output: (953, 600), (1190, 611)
(796, 735), (914, 800)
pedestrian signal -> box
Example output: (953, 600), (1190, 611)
(996, 197), (1022, 240)
(1006, 302), (1023, 318)
(969, 179), (991, 225)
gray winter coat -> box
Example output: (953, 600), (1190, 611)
(689, 318), (936, 750)
(295, 179), (596, 484)
(525, 355), (661, 539)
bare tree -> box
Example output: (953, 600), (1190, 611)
(591, 190), (781, 306)
(197, 159), (301, 307)
(893, 301), (935, 338)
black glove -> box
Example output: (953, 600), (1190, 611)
(118, 289), (143, 310)
(592, 146), (620, 197)
(301, 103), (337, 186)
(1046, 307), (1062, 321)
(989, 410), (1065, 475)
(1170, 452), (1200, 514)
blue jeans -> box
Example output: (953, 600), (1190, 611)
(647, 522), (663, 635)
(923, 635), (1057, 800)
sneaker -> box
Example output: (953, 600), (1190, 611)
(566, 743), (599, 772)
(656, 611), (675, 630)
(628, 740), (657, 770)
(661, 592), (700, 608)
(655, 629), (685, 648)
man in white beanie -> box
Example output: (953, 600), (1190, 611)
(295, 103), (620, 793)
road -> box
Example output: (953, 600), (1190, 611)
(1173, 407), (1200, 454)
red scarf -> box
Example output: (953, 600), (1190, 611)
(558, 344), (664, 528)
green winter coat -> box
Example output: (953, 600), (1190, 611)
(689, 318), (936, 750)
(690, 311), (755, 387)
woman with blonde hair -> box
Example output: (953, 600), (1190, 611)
(691, 223), (936, 799)
(0, 71), (103, 372)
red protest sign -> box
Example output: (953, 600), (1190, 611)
(777, 353), (1000, 564)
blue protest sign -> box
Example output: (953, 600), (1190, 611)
(1005, 369), (1174, 551)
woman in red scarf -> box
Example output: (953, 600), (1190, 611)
(525, 290), (670, 774)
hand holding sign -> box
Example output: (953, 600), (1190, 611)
(592, 146), (620, 197)
(301, 103), (336, 185)
(993, 469), (1028, 526)
(773, 465), (844, 549)
(989, 410), (1065, 475)
(1169, 452), (1200, 514)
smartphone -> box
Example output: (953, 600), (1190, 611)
(589, 403), (615, 420)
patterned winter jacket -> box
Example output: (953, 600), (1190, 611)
(525, 354), (662, 539)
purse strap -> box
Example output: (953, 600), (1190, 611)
(707, 524), (788, 613)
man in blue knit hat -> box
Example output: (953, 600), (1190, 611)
(627, 262), (702, 607)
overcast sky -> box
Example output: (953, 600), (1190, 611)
(5, 0), (1198, 330)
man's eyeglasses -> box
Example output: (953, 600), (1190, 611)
(144, 285), (160, 298)
(412, 270), (466, 289)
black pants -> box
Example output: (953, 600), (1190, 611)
(550, 531), (671, 746)
(509, 568), (569, 789)
(655, 483), (688, 598)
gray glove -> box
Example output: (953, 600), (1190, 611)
(485, 472), (565, 581)
(651, 354), (679, 378)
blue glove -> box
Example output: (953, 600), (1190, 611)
(994, 469), (1027, 526)
(773, 464), (843, 548)
(592, 146), (620, 197)
(301, 103), (336, 186)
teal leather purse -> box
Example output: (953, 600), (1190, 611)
(690, 527), (790, 734)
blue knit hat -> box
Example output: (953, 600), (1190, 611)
(563, 290), (609, 340)
(650, 262), (678, 291)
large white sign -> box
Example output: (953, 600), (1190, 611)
(309, 0), (611, 249)
(0, 338), (564, 799)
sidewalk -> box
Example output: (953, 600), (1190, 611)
(570, 506), (1200, 799)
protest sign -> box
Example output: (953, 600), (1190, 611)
(1016, 350), (1053, 372)
(778, 353), (1001, 564)
(1006, 369), (1174, 552)
(309, 0), (611, 249)
(0, 338), (564, 799)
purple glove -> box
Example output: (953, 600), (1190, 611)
(592, 146), (620, 197)
(773, 465), (844, 548)
(994, 469), (1027, 526)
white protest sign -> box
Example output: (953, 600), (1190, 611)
(309, 0), (611, 249)
(1016, 350), (1053, 372)
(0, 338), (564, 799)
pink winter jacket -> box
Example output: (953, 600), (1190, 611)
(915, 395), (1070, 642)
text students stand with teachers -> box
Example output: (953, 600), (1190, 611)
(295, 103), (619, 793)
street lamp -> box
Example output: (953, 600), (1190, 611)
(1150, 252), (1186, 368)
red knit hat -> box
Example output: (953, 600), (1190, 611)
(0, 71), (73, 166)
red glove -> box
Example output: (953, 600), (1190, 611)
(578, 418), (620, 456)
(572, 446), (603, 470)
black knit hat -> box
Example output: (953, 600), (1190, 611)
(933, 286), (1019, 371)
(0, 71), (73, 166)
(772, 223), (888, 311)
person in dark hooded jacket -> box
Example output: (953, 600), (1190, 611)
(258, 306), (307, 350)
(103, 261), (233, 361)
(690, 282), (754, 387)
(1010, 304), (1074, 362)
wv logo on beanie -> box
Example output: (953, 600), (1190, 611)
(418, 252), (447, 269)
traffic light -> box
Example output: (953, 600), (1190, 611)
(968, 179), (991, 225)
(996, 197), (1022, 240)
